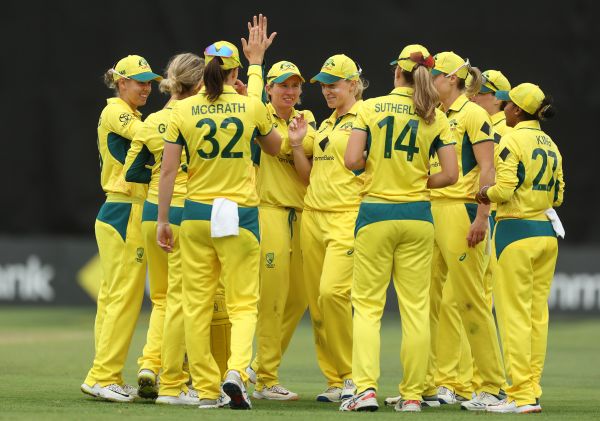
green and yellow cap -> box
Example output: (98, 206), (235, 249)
(310, 54), (361, 84)
(390, 44), (435, 72)
(204, 41), (243, 70)
(496, 83), (545, 115)
(477, 70), (511, 94)
(431, 51), (470, 79)
(267, 61), (305, 84)
(112, 55), (162, 82)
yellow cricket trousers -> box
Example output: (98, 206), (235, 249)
(85, 201), (146, 387)
(252, 206), (307, 389)
(425, 202), (504, 397)
(351, 202), (433, 401)
(301, 209), (356, 387)
(180, 200), (260, 399)
(493, 219), (557, 406)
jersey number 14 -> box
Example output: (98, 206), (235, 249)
(378, 116), (420, 162)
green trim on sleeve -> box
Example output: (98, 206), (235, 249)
(125, 145), (152, 183)
(107, 132), (130, 164)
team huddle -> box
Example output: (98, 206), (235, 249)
(80, 15), (565, 414)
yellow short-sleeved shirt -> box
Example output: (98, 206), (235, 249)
(164, 85), (274, 207)
(304, 100), (364, 212)
(487, 120), (564, 220)
(354, 87), (455, 202)
(123, 100), (188, 206)
(430, 94), (494, 202)
(256, 103), (316, 210)
(97, 97), (147, 201)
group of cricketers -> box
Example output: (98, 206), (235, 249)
(81, 14), (565, 414)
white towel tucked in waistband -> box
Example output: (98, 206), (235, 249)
(211, 198), (239, 238)
(545, 208), (565, 239)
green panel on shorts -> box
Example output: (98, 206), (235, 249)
(96, 202), (132, 242)
(494, 219), (555, 260)
(354, 201), (432, 237)
(182, 200), (260, 242)
(142, 201), (184, 226)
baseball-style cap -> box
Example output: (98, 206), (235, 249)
(478, 70), (511, 94)
(112, 55), (162, 82)
(204, 41), (243, 70)
(310, 54), (361, 84)
(495, 83), (545, 115)
(431, 51), (470, 79)
(267, 61), (305, 84)
(390, 44), (435, 72)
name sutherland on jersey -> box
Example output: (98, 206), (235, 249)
(374, 103), (416, 115)
(192, 103), (246, 115)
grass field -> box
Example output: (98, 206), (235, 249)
(0, 308), (599, 420)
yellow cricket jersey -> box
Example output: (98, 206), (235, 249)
(487, 120), (564, 220)
(430, 94), (494, 202)
(164, 85), (274, 207)
(124, 100), (188, 207)
(304, 100), (364, 212)
(354, 87), (455, 202)
(97, 97), (147, 202)
(491, 111), (510, 141)
(256, 103), (316, 210)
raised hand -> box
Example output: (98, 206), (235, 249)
(289, 114), (308, 148)
(241, 14), (277, 65)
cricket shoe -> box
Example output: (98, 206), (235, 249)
(217, 389), (231, 408)
(341, 379), (357, 401)
(316, 387), (342, 402)
(86, 383), (135, 403)
(156, 389), (199, 405)
(384, 395), (401, 406)
(137, 369), (158, 399)
(222, 370), (252, 409)
(245, 366), (257, 384)
(486, 398), (542, 414)
(252, 384), (299, 400)
(461, 391), (504, 411)
(394, 399), (421, 412)
(437, 386), (469, 404)
(339, 389), (378, 412)
(422, 394), (441, 408)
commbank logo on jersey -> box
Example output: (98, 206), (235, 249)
(265, 252), (275, 268)
(136, 247), (145, 263)
(319, 137), (330, 151)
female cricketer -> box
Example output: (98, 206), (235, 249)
(289, 54), (366, 403)
(123, 53), (213, 405)
(338, 44), (458, 413)
(81, 55), (162, 402)
(157, 39), (281, 410)
(426, 51), (506, 410)
(478, 83), (563, 414)
(248, 60), (317, 401)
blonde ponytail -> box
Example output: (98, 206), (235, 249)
(464, 66), (482, 98)
(412, 66), (438, 124)
(353, 77), (369, 100)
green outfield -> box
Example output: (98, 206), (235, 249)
(0, 308), (599, 420)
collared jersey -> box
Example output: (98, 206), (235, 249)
(430, 94), (494, 202)
(491, 111), (510, 141)
(164, 85), (274, 207)
(97, 97), (147, 201)
(124, 100), (188, 207)
(304, 100), (364, 212)
(256, 103), (316, 210)
(354, 87), (455, 202)
(487, 120), (564, 220)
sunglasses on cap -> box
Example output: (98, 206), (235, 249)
(204, 44), (234, 58)
(445, 58), (470, 78)
(109, 68), (131, 80)
(343, 63), (363, 80)
(481, 73), (500, 92)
